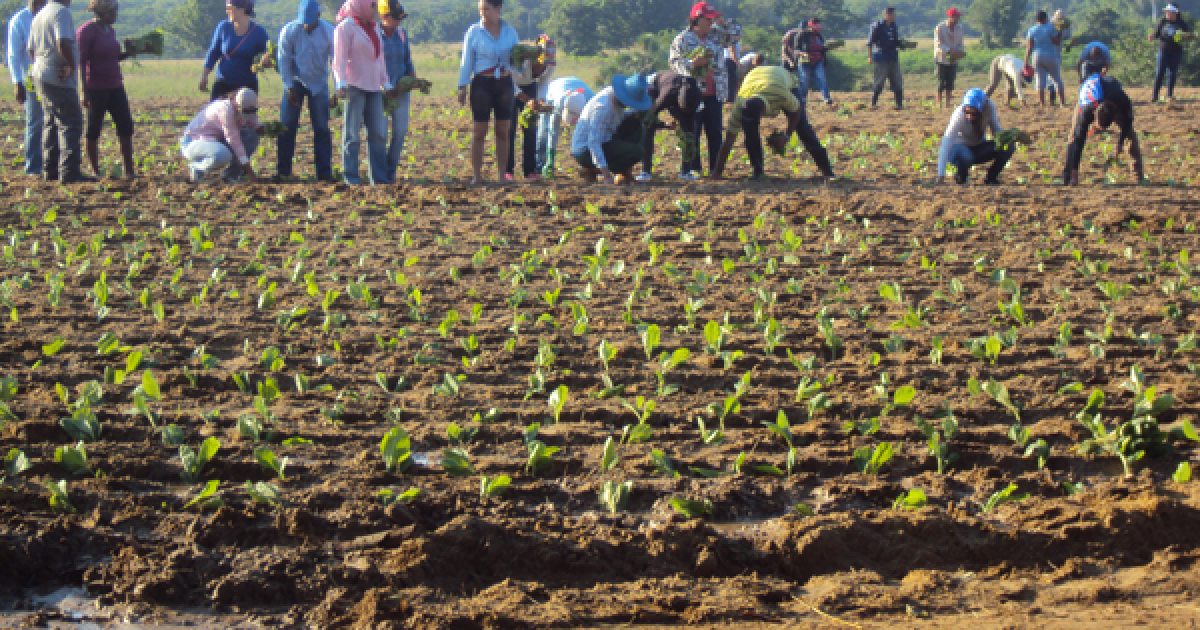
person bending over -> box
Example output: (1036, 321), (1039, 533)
(535, 75), (592, 177)
(1062, 74), (1141, 186)
(637, 71), (702, 181)
(712, 64), (834, 180)
(984, 53), (1030, 107)
(1077, 41), (1110, 81)
(936, 88), (1015, 185)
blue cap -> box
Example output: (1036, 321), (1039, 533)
(298, 0), (320, 24)
(962, 88), (987, 111)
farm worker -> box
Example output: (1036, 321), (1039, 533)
(669, 1), (743, 179)
(332, 0), (391, 185)
(935, 88), (1014, 185)
(276, 0), (335, 182)
(456, 0), (519, 185)
(507, 34), (556, 180)
(179, 87), (262, 183)
(570, 73), (653, 184)
(380, 0), (416, 184)
(27, 0), (93, 183)
(1045, 10), (1071, 105)
(723, 31), (741, 103)
(781, 18), (833, 106)
(934, 8), (965, 109)
(78, 0), (137, 179)
(198, 0), (270, 100)
(984, 54), (1030, 107)
(1023, 10), (1065, 108)
(1076, 41), (1111, 81)
(8, 0), (47, 177)
(1062, 74), (1142, 185)
(636, 71), (702, 181)
(1150, 3), (1192, 104)
(535, 76), (592, 177)
(738, 52), (763, 77)
(712, 65), (835, 181)
(867, 7), (903, 108)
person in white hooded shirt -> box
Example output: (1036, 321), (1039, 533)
(536, 76), (592, 177)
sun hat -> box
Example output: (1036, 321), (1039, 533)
(563, 89), (588, 124)
(1165, 3), (1180, 12)
(227, 0), (255, 17)
(946, 7), (962, 17)
(379, 0), (406, 19)
(612, 74), (653, 111)
(962, 88), (987, 111)
(1052, 9), (1064, 21)
(690, 2), (720, 20)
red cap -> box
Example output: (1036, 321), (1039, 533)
(690, 2), (721, 19)
(946, 7), (962, 17)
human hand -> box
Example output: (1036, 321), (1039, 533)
(199, 77), (208, 92)
(57, 65), (71, 81)
(15, 83), (25, 105)
(287, 87), (302, 108)
(457, 87), (467, 106)
(337, 87), (347, 101)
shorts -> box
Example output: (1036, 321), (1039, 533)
(84, 87), (134, 140)
(469, 74), (515, 123)
(937, 63), (957, 91)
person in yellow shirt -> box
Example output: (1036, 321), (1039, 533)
(713, 65), (834, 180)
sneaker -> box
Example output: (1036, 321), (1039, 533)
(678, 172), (699, 181)
(635, 172), (652, 182)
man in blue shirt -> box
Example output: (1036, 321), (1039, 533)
(867, 7), (903, 108)
(276, 0), (334, 181)
(7, 0), (46, 176)
(380, 0), (415, 184)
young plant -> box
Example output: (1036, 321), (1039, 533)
(763, 410), (799, 473)
(815, 309), (842, 359)
(245, 480), (281, 506)
(654, 348), (689, 397)
(697, 417), (724, 445)
(705, 394), (740, 431)
(380, 426), (413, 473)
(1025, 439), (1050, 469)
(668, 497), (713, 519)
(980, 483), (1028, 512)
(179, 437), (220, 483)
(44, 480), (75, 513)
(183, 480), (224, 510)
(525, 438), (559, 476)
(852, 442), (894, 475)
(599, 480), (632, 513)
(914, 409), (958, 474)
(254, 446), (288, 481)
(479, 474), (511, 500)
(639, 323), (660, 360)
(54, 441), (91, 476)
(442, 448), (475, 476)
(893, 488), (927, 511)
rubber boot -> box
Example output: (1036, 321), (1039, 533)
(812, 146), (835, 178)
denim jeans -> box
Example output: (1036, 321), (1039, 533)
(277, 84), (332, 179)
(36, 81), (84, 179)
(573, 116), (644, 174)
(340, 87), (388, 185)
(506, 82), (538, 176)
(800, 62), (831, 103)
(534, 109), (560, 174)
(1153, 49), (1183, 101)
(1032, 52), (1064, 95)
(947, 140), (1013, 184)
(385, 91), (411, 183)
(180, 127), (259, 180)
(686, 95), (723, 175)
(23, 90), (43, 175)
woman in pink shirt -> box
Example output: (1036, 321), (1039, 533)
(332, 0), (391, 184)
(77, 0), (136, 178)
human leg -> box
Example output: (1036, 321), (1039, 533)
(947, 143), (975, 184)
(975, 140), (1015, 182)
(386, 91), (412, 181)
(813, 61), (831, 103)
(521, 100), (539, 177)
(35, 81), (59, 180)
(360, 90), (390, 185)
(493, 78), (516, 180)
(602, 118), (645, 174)
(871, 62), (887, 105)
(700, 95), (723, 174)
(888, 62), (904, 107)
(222, 126), (258, 180)
(276, 84), (306, 176)
(640, 116), (656, 175)
(309, 89), (333, 180)
(791, 105), (834, 177)
(1164, 49), (1182, 100)
(23, 88), (43, 175)
(109, 87), (136, 176)
(506, 82), (536, 176)
(341, 87), (366, 184)
(985, 58), (1003, 98)
(1152, 50), (1168, 102)
(181, 138), (233, 178)
(740, 97), (766, 177)
(41, 83), (85, 181)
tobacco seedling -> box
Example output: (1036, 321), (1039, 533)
(705, 394), (740, 431)
(1076, 378), (1174, 477)
(893, 488), (927, 510)
(598, 339), (617, 371)
(45, 479), (75, 513)
(697, 417), (724, 445)
(599, 436), (619, 472)
(179, 437), (220, 483)
(763, 410), (799, 473)
(525, 439), (559, 476)
(442, 448), (475, 476)
(655, 348), (689, 396)
(914, 409), (958, 474)
(852, 442), (894, 475)
(599, 480), (632, 513)
(380, 426), (413, 473)
(183, 480), (224, 510)
(1174, 462), (1192, 483)
(980, 483), (1028, 512)
(668, 497), (713, 519)
(547, 384), (569, 424)
(619, 396), (655, 424)
(377, 487), (420, 506)
(639, 323), (660, 360)
(254, 446), (288, 481)
(245, 480), (281, 506)
(815, 309), (842, 359)
(54, 441), (90, 475)
(479, 475), (511, 500)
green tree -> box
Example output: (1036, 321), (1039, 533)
(161, 0), (227, 55)
(966, 0), (1028, 47)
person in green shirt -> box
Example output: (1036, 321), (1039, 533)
(713, 65), (834, 180)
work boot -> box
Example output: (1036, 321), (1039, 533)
(894, 91), (904, 109)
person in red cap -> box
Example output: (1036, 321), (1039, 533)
(934, 8), (965, 109)
(669, 1), (742, 179)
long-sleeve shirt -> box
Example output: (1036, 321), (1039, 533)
(456, 19), (518, 89)
(7, 7), (33, 84)
(184, 99), (255, 165)
(647, 71), (696, 130)
(1065, 75), (1135, 177)
(570, 86), (626, 169)
(934, 20), (964, 64)
(1078, 41), (1110, 64)
(727, 66), (799, 134)
(781, 28), (824, 71)
(541, 76), (593, 155)
(278, 19), (334, 96)
(77, 19), (124, 90)
(1154, 17), (1191, 54)
(204, 21), (269, 87)
(937, 101), (1004, 176)
(993, 54), (1026, 101)
(513, 57), (554, 98)
(332, 18), (390, 91)
(381, 26), (415, 86)
(867, 19), (899, 62)
(669, 20), (743, 102)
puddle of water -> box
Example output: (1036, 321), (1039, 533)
(708, 518), (775, 536)
(412, 451), (442, 467)
(8, 586), (262, 629)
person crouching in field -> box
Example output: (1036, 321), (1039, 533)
(570, 73), (653, 184)
(936, 89), (1015, 185)
(985, 53), (1030, 107)
(535, 76), (591, 177)
(1062, 74), (1142, 186)
(180, 87), (262, 183)
(712, 65), (834, 181)
(636, 71), (701, 182)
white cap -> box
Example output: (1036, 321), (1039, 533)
(234, 87), (258, 110)
(1165, 2), (1179, 11)
(563, 89), (587, 125)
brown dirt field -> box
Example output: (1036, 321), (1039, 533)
(0, 90), (1199, 628)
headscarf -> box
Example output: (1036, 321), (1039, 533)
(347, 0), (380, 58)
(297, 0), (320, 25)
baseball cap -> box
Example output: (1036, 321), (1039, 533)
(690, 2), (720, 20)
(563, 89), (587, 124)
(946, 7), (961, 17)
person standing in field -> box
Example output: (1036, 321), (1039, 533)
(867, 7), (903, 109)
(456, 0), (518, 184)
(380, 0), (415, 184)
(636, 70), (701, 181)
(535, 75), (592, 177)
(507, 34), (555, 181)
(570, 73), (653, 184)
(28, 0), (93, 182)
(332, 0), (391, 185)
(935, 89), (1015, 185)
(781, 18), (833, 106)
(669, 1), (742, 179)
(1045, 10), (1071, 105)
(1023, 10), (1065, 107)
(985, 53), (1030, 107)
(1063, 73), (1141, 184)
(934, 8), (965, 109)
(8, 0), (46, 177)
(1076, 41), (1110, 81)
(712, 65), (834, 181)
(1150, 3), (1192, 104)
(180, 87), (262, 183)
(198, 0), (270, 100)
(276, 0), (334, 182)
(77, 0), (137, 179)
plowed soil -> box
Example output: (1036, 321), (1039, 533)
(1, 91), (1199, 628)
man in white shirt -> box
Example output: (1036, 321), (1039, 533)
(571, 73), (653, 184)
(27, 0), (92, 182)
(7, 0), (46, 176)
